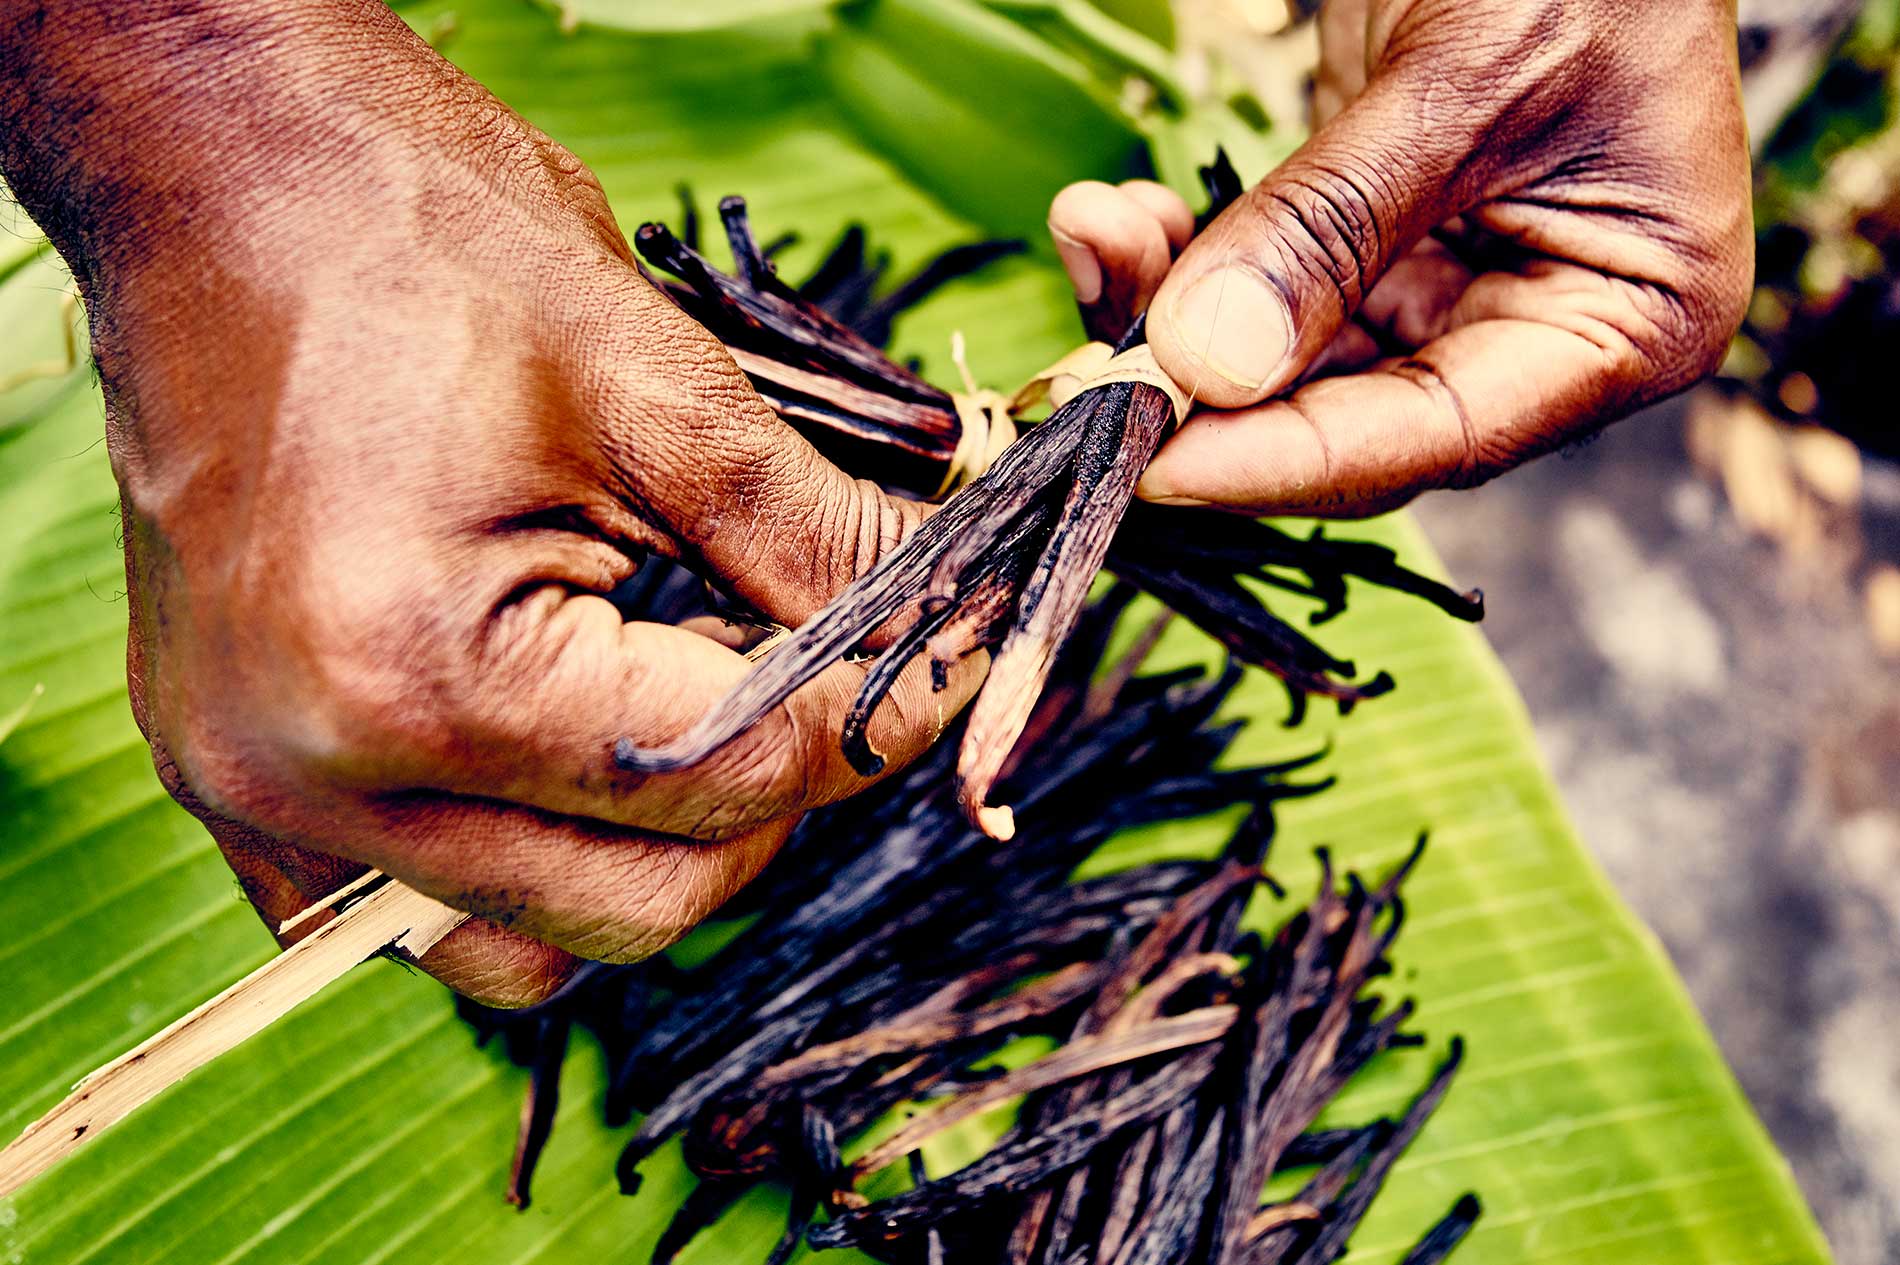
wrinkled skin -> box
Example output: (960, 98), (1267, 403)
(1049, 0), (1754, 515)
(0, 0), (982, 1005)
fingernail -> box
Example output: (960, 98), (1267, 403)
(1049, 227), (1103, 304)
(1135, 461), (1204, 505)
(1164, 268), (1292, 392)
(1134, 475), (1209, 508)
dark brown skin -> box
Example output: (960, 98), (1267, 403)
(0, 0), (983, 1005)
(1049, 0), (1754, 515)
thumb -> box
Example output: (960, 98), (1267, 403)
(1150, 78), (1471, 409)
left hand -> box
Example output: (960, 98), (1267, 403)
(1047, 0), (1754, 516)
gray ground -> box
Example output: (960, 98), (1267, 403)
(1414, 399), (1900, 1265)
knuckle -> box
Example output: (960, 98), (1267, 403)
(153, 724), (262, 824)
(1640, 193), (1755, 392)
(142, 699), (277, 827)
(1692, 237), (1755, 380)
(1255, 163), (1391, 310)
(533, 144), (622, 250)
(709, 456), (907, 620)
(453, 944), (579, 1010)
(146, 733), (194, 806)
(569, 851), (728, 963)
(131, 600), (295, 823)
(1633, 277), (1740, 396)
(822, 477), (907, 592)
(461, 99), (623, 255)
(712, 708), (813, 825)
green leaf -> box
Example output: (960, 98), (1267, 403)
(1076, 0), (1172, 49)
(0, 684), (42, 746)
(0, 3), (1830, 1264)
(982, 0), (1187, 104)
(0, 243), (83, 432)
(536, 0), (839, 34)
(0, 218), (46, 280)
(816, 0), (1148, 241)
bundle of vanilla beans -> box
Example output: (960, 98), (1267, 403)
(461, 582), (1480, 1264)
(616, 158), (1482, 836)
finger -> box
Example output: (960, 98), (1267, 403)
(1139, 322), (1588, 514)
(1304, 239), (1477, 378)
(1047, 180), (1183, 341)
(1117, 180), (1194, 255)
(679, 612), (765, 652)
(200, 815), (368, 937)
(1148, 74), (1480, 410)
(188, 798), (579, 1007)
(338, 793), (797, 963)
(167, 681), (785, 975)
(413, 916), (581, 1008)
(1138, 266), (1680, 514)
(581, 273), (932, 629)
(319, 592), (984, 843)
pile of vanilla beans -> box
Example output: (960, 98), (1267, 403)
(455, 166), (1488, 1261)
(462, 582), (1480, 1265)
(614, 158), (1482, 836)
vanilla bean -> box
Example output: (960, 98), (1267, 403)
(957, 375), (1177, 836)
(503, 1012), (570, 1209)
(1117, 1108), (1227, 1265)
(799, 223), (867, 303)
(1242, 1125), (1387, 1262)
(1105, 1101), (1199, 1265)
(808, 1047), (1221, 1251)
(651, 1179), (746, 1265)
(614, 397), (1094, 784)
(1090, 1125), (1156, 1265)
(1398, 1195), (1484, 1265)
(851, 1007), (1237, 1183)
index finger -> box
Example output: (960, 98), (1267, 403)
(1137, 266), (1705, 514)
(314, 589), (985, 845)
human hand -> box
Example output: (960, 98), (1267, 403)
(0, 0), (980, 1004)
(1048, 0), (1754, 514)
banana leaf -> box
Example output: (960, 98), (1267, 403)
(533, 0), (839, 33)
(557, 0), (1173, 54)
(0, 3), (1831, 1263)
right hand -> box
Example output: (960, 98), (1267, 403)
(0, 0), (981, 1005)
(1048, 0), (1752, 517)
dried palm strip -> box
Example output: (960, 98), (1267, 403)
(0, 879), (465, 1198)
